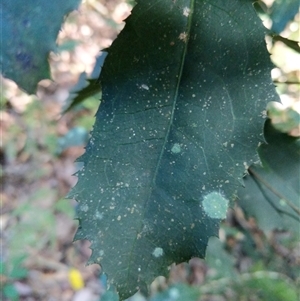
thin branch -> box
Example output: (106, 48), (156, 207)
(248, 166), (300, 217)
(273, 81), (300, 85)
(267, 31), (300, 54)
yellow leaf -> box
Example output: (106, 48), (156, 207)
(68, 268), (84, 290)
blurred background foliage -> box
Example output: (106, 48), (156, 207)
(1, 0), (299, 300)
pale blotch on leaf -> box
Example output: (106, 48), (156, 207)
(279, 199), (287, 207)
(179, 32), (188, 43)
(183, 7), (191, 17)
(81, 204), (89, 212)
(171, 143), (181, 154)
(95, 211), (103, 220)
(202, 192), (229, 219)
(152, 247), (163, 258)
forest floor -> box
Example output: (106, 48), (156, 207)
(1, 1), (299, 301)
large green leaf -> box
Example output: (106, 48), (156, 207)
(1, 0), (81, 94)
(69, 0), (279, 299)
(238, 120), (300, 235)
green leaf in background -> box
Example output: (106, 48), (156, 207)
(64, 78), (100, 112)
(3, 283), (19, 301)
(199, 271), (299, 301)
(238, 120), (300, 235)
(232, 271), (299, 301)
(205, 237), (237, 280)
(1, 0), (81, 94)
(64, 53), (106, 112)
(101, 288), (120, 301)
(267, 101), (300, 135)
(100, 284), (201, 301)
(150, 284), (200, 301)
(270, 0), (299, 34)
(56, 126), (89, 155)
(69, 0), (279, 299)
(8, 256), (29, 280)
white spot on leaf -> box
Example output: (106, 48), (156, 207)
(202, 192), (229, 219)
(81, 204), (89, 212)
(179, 32), (188, 42)
(95, 211), (103, 220)
(152, 247), (163, 258)
(171, 143), (181, 154)
(183, 7), (191, 17)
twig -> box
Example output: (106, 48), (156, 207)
(248, 167), (300, 216)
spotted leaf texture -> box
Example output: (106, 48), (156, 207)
(69, 0), (279, 299)
(1, 0), (81, 94)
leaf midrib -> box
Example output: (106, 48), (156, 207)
(152, 0), (195, 187)
(125, 0), (196, 286)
